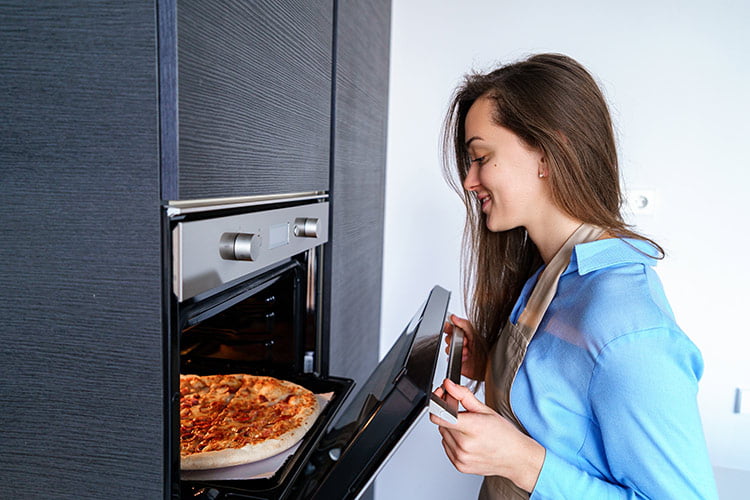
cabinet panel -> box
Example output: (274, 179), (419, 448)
(173, 0), (333, 200)
(328, 0), (391, 394)
(0, 1), (163, 498)
(326, 6), (391, 500)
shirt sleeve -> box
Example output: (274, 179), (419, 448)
(530, 328), (718, 500)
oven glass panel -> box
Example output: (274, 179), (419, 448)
(326, 286), (448, 438)
(290, 286), (450, 500)
(327, 297), (427, 434)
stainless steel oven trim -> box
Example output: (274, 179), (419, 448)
(172, 201), (329, 302)
(166, 191), (328, 216)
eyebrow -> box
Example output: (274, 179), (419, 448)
(465, 136), (482, 147)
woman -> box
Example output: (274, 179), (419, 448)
(429, 53), (718, 499)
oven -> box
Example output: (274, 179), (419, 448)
(164, 193), (450, 500)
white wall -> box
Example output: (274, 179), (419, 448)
(377, 1), (750, 498)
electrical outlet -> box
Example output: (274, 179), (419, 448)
(625, 189), (657, 215)
(735, 388), (750, 414)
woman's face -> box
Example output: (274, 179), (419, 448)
(462, 96), (550, 233)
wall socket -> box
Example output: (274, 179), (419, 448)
(734, 388), (749, 414)
(625, 189), (657, 216)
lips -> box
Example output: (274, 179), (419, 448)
(477, 193), (491, 211)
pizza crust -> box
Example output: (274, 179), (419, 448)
(179, 374), (321, 470)
(181, 399), (320, 470)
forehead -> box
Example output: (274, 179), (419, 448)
(464, 96), (536, 153)
(464, 96), (498, 137)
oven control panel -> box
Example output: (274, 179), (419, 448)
(172, 201), (329, 302)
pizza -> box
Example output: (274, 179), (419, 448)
(179, 373), (321, 470)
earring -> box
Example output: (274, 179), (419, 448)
(538, 172), (545, 178)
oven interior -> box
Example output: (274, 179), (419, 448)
(174, 253), (354, 500)
(180, 260), (309, 377)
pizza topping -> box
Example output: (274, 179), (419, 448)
(178, 373), (320, 469)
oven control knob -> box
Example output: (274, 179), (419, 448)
(293, 217), (319, 238)
(219, 232), (261, 261)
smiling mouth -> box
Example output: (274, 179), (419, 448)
(477, 194), (491, 211)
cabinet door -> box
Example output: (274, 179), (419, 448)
(327, 0), (391, 392)
(164, 0), (333, 200)
(0, 1), (163, 497)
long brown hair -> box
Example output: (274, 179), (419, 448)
(442, 53), (662, 358)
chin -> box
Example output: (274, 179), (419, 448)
(484, 221), (508, 233)
(484, 217), (519, 234)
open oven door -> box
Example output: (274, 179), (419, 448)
(289, 285), (451, 500)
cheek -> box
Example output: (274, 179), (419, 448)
(495, 172), (541, 211)
(479, 163), (503, 186)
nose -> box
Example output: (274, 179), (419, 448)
(463, 163), (480, 192)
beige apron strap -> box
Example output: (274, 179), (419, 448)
(517, 223), (605, 333)
(480, 223), (604, 500)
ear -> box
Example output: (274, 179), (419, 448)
(538, 156), (548, 178)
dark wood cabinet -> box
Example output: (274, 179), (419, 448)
(0, 2), (164, 498)
(162, 0), (333, 200)
(327, 0), (391, 395)
(0, 1), (389, 498)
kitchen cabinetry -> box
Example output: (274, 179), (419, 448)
(0, 1), (390, 498)
(328, 0), (391, 395)
(162, 0), (333, 200)
(0, 2), (163, 497)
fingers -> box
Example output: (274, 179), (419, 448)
(429, 379), (491, 430)
(462, 344), (471, 363)
(450, 314), (471, 332)
(438, 430), (469, 474)
(429, 411), (453, 428)
(443, 379), (490, 414)
(437, 425), (459, 456)
(435, 417), (478, 475)
(450, 315), (474, 346)
(449, 316), (475, 369)
(429, 386), (457, 428)
(445, 314), (471, 349)
(443, 320), (454, 335)
(443, 319), (454, 355)
(444, 315), (482, 379)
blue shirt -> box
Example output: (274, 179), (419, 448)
(509, 238), (718, 499)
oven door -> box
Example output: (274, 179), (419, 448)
(182, 285), (451, 500)
(291, 285), (451, 500)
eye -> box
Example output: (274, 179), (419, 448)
(470, 155), (487, 166)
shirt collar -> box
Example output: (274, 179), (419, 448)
(566, 237), (659, 276)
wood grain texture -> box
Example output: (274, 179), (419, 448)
(0, 1), (163, 497)
(327, 0), (391, 392)
(159, 0), (180, 200)
(1, 1), (390, 497)
(175, 0), (333, 200)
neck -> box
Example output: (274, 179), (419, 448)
(526, 214), (583, 264)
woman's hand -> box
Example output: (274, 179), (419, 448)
(429, 379), (545, 493)
(444, 314), (483, 380)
